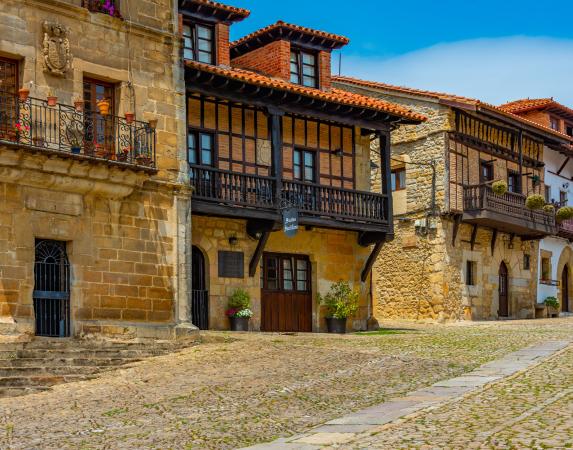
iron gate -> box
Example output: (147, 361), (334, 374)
(191, 246), (209, 330)
(33, 240), (70, 337)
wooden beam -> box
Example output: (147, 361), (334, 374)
(249, 231), (270, 277)
(452, 214), (462, 247)
(358, 231), (387, 247)
(557, 157), (570, 176)
(269, 109), (283, 206)
(491, 229), (497, 256)
(361, 241), (383, 282)
(470, 224), (478, 250)
(379, 131), (394, 235)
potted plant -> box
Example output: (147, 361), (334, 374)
(491, 180), (508, 196)
(525, 194), (545, 210)
(70, 136), (82, 154)
(47, 91), (58, 107)
(73, 98), (84, 112)
(544, 296), (560, 318)
(135, 154), (153, 166)
(225, 288), (253, 331)
(543, 204), (555, 214)
(117, 147), (130, 162)
(125, 111), (135, 124)
(18, 87), (30, 102)
(97, 98), (111, 116)
(318, 280), (359, 334)
(556, 206), (573, 222)
(11, 121), (29, 142)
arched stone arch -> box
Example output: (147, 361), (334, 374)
(191, 245), (210, 330)
(556, 247), (573, 313)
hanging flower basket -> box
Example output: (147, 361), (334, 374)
(556, 206), (573, 222)
(491, 180), (508, 196)
(525, 194), (545, 210)
(543, 204), (555, 214)
(125, 112), (135, 124)
(97, 99), (111, 116)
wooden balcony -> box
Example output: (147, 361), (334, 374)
(557, 219), (573, 240)
(0, 91), (155, 170)
(190, 165), (389, 232)
(463, 184), (556, 238)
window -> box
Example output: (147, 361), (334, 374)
(545, 185), (552, 204)
(523, 254), (531, 271)
(263, 255), (310, 292)
(391, 168), (406, 191)
(0, 57), (18, 94)
(541, 257), (551, 281)
(294, 149), (316, 182)
(83, 78), (115, 148)
(507, 171), (521, 194)
(290, 49), (317, 87)
(560, 190), (568, 206)
(0, 57), (18, 136)
(466, 261), (477, 286)
(183, 22), (214, 64)
(480, 161), (494, 183)
(566, 124), (573, 137)
(550, 116), (560, 131)
(188, 131), (214, 166)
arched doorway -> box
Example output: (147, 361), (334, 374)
(562, 265), (570, 313)
(33, 239), (70, 337)
(191, 246), (209, 330)
(499, 261), (509, 318)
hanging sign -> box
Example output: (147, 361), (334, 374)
(283, 208), (299, 237)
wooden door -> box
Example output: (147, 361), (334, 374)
(83, 78), (115, 154)
(499, 261), (509, 317)
(562, 265), (569, 313)
(0, 57), (18, 138)
(261, 253), (312, 332)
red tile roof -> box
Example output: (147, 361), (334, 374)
(231, 21), (349, 49)
(185, 61), (427, 123)
(333, 75), (573, 143)
(499, 98), (554, 114)
(185, 0), (250, 18)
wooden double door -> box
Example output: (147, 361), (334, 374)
(261, 253), (312, 332)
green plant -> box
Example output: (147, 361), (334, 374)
(525, 194), (545, 210)
(544, 296), (560, 309)
(556, 206), (573, 222)
(317, 280), (359, 319)
(543, 204), (555, 213)
(491, 180), (508, 195)
(226, 288), (252, 317)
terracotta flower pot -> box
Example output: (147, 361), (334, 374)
(148, 118), (158, 130)
(18, 88), (30, 102)
(47, 96), (58, 107)
(74, 100), (84, 112)
(124, 112), (134, 124)
(97, 99), (110, 116)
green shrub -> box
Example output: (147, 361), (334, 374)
(491, 180), (508, 195)
(556, 206), (573, 222)
(544, 296), (560, 309)
(227, 288), (251, 310)
(317, 281), (359, 319)
(525, 194), (545, 210)
(543, 204), (555, 213)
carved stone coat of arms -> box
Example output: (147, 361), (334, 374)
(42, 22), (72, 77)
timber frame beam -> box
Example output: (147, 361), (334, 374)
(361, 241), (384, 282)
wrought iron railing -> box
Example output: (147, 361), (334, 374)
(463, 183), (555, 227)
(191, 290), (209, 330)
(0, 91), (155, 168)
(189, 165), (389, 224)
(558, 218), (573, 239)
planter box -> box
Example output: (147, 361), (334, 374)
(229, 316), (249, 331)
(325, 317), (347, 334)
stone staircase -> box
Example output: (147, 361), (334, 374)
(0, 337), (195, 398)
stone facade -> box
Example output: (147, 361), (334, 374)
(0, 0), (192, 338)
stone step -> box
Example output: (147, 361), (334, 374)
(0, 374), (94, 388)
(0, 386), (52, 398)
(0, 365), (111, 377)
(24, 339), (182, 351)
(0, 357), (140, 368)
(16, 348), (167, 359)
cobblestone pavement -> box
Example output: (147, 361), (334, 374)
(0, 318), (572, 449)
(346, 341), (573, 449)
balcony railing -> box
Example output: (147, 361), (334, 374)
(190, 165), (389, 225)
(558, 218), (573, 240)
(463, 183), (556, 235)
(0, 91), (155, 169)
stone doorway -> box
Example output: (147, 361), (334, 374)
(191, 245), (209, 330)
(498, 261), (509, 318)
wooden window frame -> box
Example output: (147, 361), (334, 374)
(560, 190), (568, 206)
(566, 123), (573, 137)
(523, 254), (531, 271)
(466, 260), (476, 286)
(507, 170), (521, 194)
(391, 167), (406, 191)
(480, 160), (494, 183)
(541, 257), (551, 281)
(182, 20), (216, 65)
(550, 116), (560, 132)
(187, 128), (215, 167)
(83, 77), (116, 115)
(293, 148), (317, 183)
(262, 253), (310, 293)
(290, 48), (318, 88)
(0, 56), (19, 94)
(545, 184), (552, 204)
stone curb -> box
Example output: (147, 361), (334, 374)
(241, 340), (571, 449)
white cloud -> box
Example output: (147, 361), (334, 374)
(341, 36), (573, 106)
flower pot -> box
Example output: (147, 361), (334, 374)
(325, 317), (347, 334)
(74, 100), (84, 112)
(97, 99), (110, 116)
(148, 118), (158, 130)
(125, 112), (135, 124)
(47, 96), (58, 107)
(136, 155), (152, 166)
(32, 137), (45, 147)
(117, 152), (129, 162)
(229, 316), (249, 331)
(71, 146), (81, 154)
(18, 88), (30, 102)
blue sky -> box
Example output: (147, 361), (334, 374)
(229, 1), (573, 105)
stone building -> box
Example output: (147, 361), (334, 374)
(0, 0), (193, 338)
(181, 2), (425, 331)
(499, 99), (573, 315)
(333, 77), (573, 321)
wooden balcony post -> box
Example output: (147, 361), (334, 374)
(378, 130), (393, 235)
(268, 107), (284, 207)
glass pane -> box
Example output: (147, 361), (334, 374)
(187, 133), (197, 164)
(267, 258), (278, 289)
(304, 166), (314, 182)
(201, 150), (212, 166)
(283, 259), (293, 291)
(294, 151), (301, 165)
(304, 152), (313, 166)
(398, 170), (406, 187)
(197, 25), (212, 40)
(297, 259), (308, 291)
(290, 62), (299, 73)
(198, 51), (212, 64)
(302, 53), (315, 65)
(198, 39), (212, 52)
(290, 73), (299, 84)
(302, 65), (315, 77)
(302, 76), (316, 87)
(391, 172), (397, 191)
(184, 48), (194, 60)
(183, 25), (191, 38)
(290, 52), (298, 63)
(294, 165), (301, 179)
(200, 133), (212, 149)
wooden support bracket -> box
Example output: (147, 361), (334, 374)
(248, 231), (270, 277)
(470, 224), (478, 251)
(452, 214), (462, 247)
(361, 241), (384, 282)
(491, 229), (498, 256)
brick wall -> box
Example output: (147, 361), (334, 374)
(216, 23), (231, 66)
(231, 40), (291, 80)
(319, 51), (332, 91)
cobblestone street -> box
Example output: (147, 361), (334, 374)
(0, 319), (572, 449)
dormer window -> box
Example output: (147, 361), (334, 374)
(183, 22), (215, 64)
(290, 49), (317, 88)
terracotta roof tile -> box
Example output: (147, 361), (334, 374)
(333, 75), (573, 143)
(231, 21), (349, 49)
(499, 98), (554, 114)
(181, 0), (250, 18)
(185, 61), (426, 123)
